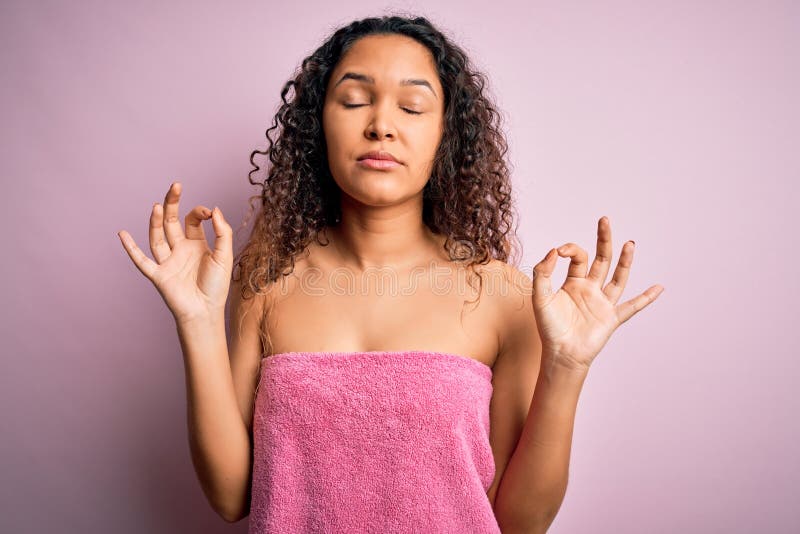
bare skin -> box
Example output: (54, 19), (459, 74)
(117, 33), (540, 522)
(262, 229), (500, 364)
(117, 32), (663, 527)
(259, 33), (512, 367)
(232, 35), (536, 513)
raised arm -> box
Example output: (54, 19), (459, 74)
(117, 182), (259, 522)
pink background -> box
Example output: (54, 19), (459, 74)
(2, 1), (797, 532)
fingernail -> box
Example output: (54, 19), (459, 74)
(630, 240), (635, 246)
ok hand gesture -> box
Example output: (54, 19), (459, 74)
(117, 182), (233, 324)
(531, 216), (664, 373)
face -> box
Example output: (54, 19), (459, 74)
(322, 33), (445, 207)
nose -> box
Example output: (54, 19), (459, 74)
(364, 104), (396, 140)
(367, 128), (393, 140)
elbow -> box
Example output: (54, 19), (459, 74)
(219, 511), (237, 524)
(216, 503), (250, 523)
(496, 514), (555, 534)
(211, 494), (250, 524)
(494, 479), (567, 532)
(221, 512), (246, 524)
(218, 504), (249, 524)
(200, 465), (252, 523)
(495, 501), (560, 534)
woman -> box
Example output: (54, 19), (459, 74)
(117, 15), (663, 534)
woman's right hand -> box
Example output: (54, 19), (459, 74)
(117, 182), (234, 324)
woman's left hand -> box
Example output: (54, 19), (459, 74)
(531, 216), (664, 373)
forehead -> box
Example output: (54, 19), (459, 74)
(328, 34), (441, 91)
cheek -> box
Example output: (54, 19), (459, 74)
(323, 113), (356, 153)
(322, 104), (343, 139)
(411, 121), (443, 158)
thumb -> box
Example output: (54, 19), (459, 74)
(532, 248), (558, 307)
(210, 206), (233, 267)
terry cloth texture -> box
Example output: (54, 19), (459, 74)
(248, 350), (500, 534)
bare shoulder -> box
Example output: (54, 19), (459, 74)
(480, 259), (543, 509)
(227, 274), (276, 434)
(472, 258), (534, 324)
(229, 277), (267, 333)
(479, 259), (539, 360)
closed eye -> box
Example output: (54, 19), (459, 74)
(342, 103), (422, 115)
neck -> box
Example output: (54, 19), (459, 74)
(325, 196), (439, 272)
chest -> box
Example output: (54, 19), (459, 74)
(263, 266), (501, 368)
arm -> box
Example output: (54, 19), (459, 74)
(178, 280), (264, 523)
(494, 356), (588, 533)
(484, 263), (587, 532)
(178, 314), (252, 523)
(117, 185), (261, 523)
(494, 219), (662, 532)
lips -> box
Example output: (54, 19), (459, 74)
(357, 158), (401, 170)
(357, 150), (401, 163)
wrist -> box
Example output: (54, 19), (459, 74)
(541, 351), (591, 379)
(175, 309), (226, 330)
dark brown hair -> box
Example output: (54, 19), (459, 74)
(232, 14), (521, 356)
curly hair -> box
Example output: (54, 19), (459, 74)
(232, 13), (521, 358)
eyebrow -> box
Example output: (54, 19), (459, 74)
(332, 71), (437, 98)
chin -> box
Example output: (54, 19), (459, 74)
(340, 181), (416, 207)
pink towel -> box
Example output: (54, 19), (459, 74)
(248, 350), (500, 533)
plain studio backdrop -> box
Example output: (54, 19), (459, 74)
(1, 1), (797, 533)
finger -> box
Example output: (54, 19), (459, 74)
(603, 240), (635, 304)
(210, 207), (233, 268)
(557, 242), (589, 280)
(118, 230), (159, 281)
(185, 205), (212, 241)
(149, 203), (171, 264)
(162, 182), (186, 248)
(615, 284), (665, 324)
(531, 248), (558, 306)
(586, 216), (613, 286)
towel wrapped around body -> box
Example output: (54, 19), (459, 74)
(248, 350), (500, 533)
